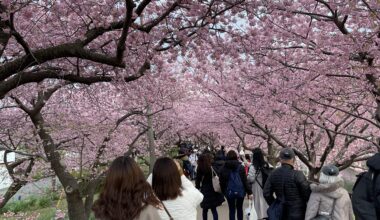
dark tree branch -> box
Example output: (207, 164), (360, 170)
(0, 43), (125, 82)
(139, 0), (180, 33)
(0, 60), (150, 98)
(116, 0), (135, 60)
(124, 128), (149, 156)
(310, 98), (380, 129)
(9, 12), (32, 56)
(0, 150), (35, 209)
(135, 0), (152, 15)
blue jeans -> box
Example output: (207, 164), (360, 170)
(202, 207), (218, 220)
(226, 197), (244, 220)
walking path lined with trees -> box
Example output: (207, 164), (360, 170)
(0, 0), (380, 219)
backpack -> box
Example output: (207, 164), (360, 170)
(226, 167), (245, 199)
(256, 165), (274, 189)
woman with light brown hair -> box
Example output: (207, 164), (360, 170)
(148, 157), (204, 220)
(92, 156), (161, 220)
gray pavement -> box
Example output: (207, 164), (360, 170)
(197, 199), (249, 220)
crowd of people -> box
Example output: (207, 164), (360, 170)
(91, 146), (380, 220)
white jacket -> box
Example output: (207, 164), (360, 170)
(147, 174), (203, 220)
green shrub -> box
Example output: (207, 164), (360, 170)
(36, 207), (56, 220)
(0, 191), (60, 214)
(37, 196), (52, 208)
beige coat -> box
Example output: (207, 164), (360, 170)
(305, 180), (354, 220)
(134, 204), (161, 220)
(247, 165), (269, 219)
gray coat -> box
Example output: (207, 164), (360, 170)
(305, 179), (354, 220)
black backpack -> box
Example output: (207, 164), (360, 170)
(256, 165), (274, 189)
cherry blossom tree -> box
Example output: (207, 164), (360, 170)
(0, 75), (187, 217)
(0, 0), (249, 218)
(3, 0), (380, 218)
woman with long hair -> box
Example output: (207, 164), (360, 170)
(247, 148), (270, 220)
(148, 157), (203, 220)
(305, 165), (354, 220)
(196, 153), (225, 220)
(92, 156), (161, 220)
(220, 150), (253, 220)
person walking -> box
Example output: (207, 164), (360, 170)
(189, 150), (199, 180)
(244, 154), (251, 175)
(196, 153), (225, 220)
(213, 151), (226, 174)
(148, 157), (203, 220)
(92, 156), (161, 220)
(263, 148), (311, 220)
(219, 150), (253, 220)
(352, 153), (380, 220)
(247, 148), (269, 220)
(305, 165), (354, 220)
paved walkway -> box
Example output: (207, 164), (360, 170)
(197, 199), (249, 220)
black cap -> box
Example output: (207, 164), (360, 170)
(279, 148), (295, 160)
(321, 165), (339, 176)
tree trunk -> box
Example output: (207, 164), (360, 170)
(84, 179), (100, 219)
(31, 115), (87, 220)
(308, 167), (319, 182)
(147, 105), (156, 173)
(267, 139), (278, 167)
(65, 192), (87, 220)
(0, 181), (23, 208)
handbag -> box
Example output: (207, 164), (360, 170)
(267, 198), (285, 220)
(267, 172), (294, 220)
(211, 166), (222, 193)
(311, 198), (337, 220)
(245, 200), (258, 220)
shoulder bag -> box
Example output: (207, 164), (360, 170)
(211, 166), (222, 193)
(161, 201), (174, 220)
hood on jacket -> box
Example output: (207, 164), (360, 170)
(310, 179), (345, 199)
(224, 160), (242, 170)
(367, 153), (380, 171)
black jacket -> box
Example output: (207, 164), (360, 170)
(219, 160), (252, 196)
(212, 160), (225, 175)
(263, 163), (311, 220)
(352, 153), (380, 220)
(195, 166), (225, 208)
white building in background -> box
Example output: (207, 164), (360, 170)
(0, 151), (15, 190)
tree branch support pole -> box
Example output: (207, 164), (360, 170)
(147, 104), (156, 173)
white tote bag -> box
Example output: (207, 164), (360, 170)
(245, 200), (258, 220)
(211, 167), (222, 193)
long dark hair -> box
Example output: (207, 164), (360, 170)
(251, 148), (268, 170)
(226, 150), (238, 160)
(92, 156), (160, 220)
(197, 153), (213, 174)
(152, 157), (182, 201)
